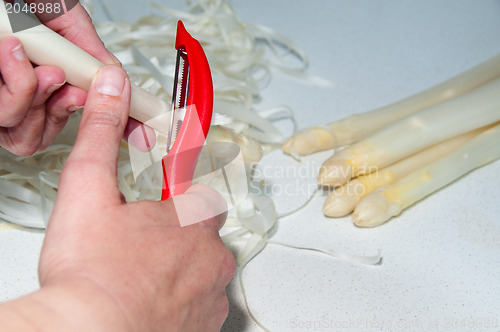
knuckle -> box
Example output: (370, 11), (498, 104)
(20, 78), (38, 97)
(219, 295), (230, 321)
(23, 145), (39, 156)
(220, 247), (236, 283)
(4, 133), (43, 156)
(8, 142), (40, 157)
(0, 102), (27, 128)
(83, 109), (122, 129)
(0, 97), (37, 129)
(28, 72), (38, 88)
(47, 112), (70, 127)
(0, 113), (24, 127)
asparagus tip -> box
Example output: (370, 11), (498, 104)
(323, 192), (359, 217)
(282, 127), (336, 156)
(323, 180), (363, 217)
(282, 138), (293, 153)
(318, 158), (353, 187)
(353, 190), (402, 227)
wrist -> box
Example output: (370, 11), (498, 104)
(0, 278), (133, 332)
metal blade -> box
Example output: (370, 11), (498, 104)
(167, 49), (190, 153)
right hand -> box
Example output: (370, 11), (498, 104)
(37, 65), (235, 332)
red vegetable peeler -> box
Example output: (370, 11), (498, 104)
(161, 21), (213, 200)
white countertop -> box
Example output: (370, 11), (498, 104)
(1, 1), (500, 331)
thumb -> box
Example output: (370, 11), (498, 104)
(58, 66), (130, 204)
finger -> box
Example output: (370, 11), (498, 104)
(0, 64), (67, 155)
(32, 65), (66, 107)
(40, 2), (120, 65)
(172, 184), (228, 230)
(0, 37), (37, 127)
(58, 66), (130, 204)
(39, 85), (88, 150)
(46, 84), (88, 114)
(123, 118), (157, 152)
(7, 65), (66, 153)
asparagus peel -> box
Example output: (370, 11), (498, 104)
(317, 76), (500, 187)
(283, 53), (500, 156)
(353, 121), (500, 227)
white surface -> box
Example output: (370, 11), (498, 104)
(1, 1), (500, 331)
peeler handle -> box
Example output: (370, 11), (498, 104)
(0, 4), (171, 134)
(161, 21), (213, 200)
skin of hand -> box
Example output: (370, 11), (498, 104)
(0, 2), (154, 155)
(0, 65), (235, 332)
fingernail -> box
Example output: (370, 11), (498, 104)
(95, 66), (126, 96)
(12, 43), (26, 61)
(106, 49), (122, 66)
(68, 105), (84, 113)
(47, 81), (66, 95)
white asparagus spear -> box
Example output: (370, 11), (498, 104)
(283, 53), (500, 156)
(0, 5), (171, 134)
(322, 128), (483, 217)
(352, 121), (500, 227)
(317, 76), (500, 187)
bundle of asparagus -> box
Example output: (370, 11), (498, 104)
(283, 54), (500, 227)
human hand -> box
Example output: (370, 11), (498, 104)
(25, 65), (234, 332)
(0, 65), (234, 331)
(0, 2), (151, 155)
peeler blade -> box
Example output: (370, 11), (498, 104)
(161, 20), (213, 201)
(167, 49), (190, 153)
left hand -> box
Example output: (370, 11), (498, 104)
(0, 2), (146, 156)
